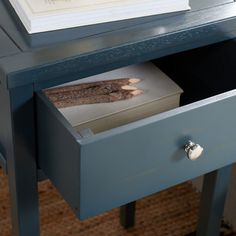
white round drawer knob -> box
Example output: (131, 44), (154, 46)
(184, 141), (204, 161)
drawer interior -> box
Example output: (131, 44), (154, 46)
(154, 40), (236, 106)
(43, 40), (236, 135)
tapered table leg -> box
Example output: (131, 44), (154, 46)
(120, 201), (136, 229)
(196, 165), (232, 236)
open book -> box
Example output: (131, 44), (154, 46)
(8, 0), (190, 33)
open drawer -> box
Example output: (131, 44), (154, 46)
(36, 40), (236, 220)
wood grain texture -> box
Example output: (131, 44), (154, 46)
(45, 78), (141, 108)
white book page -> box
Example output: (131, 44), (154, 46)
(9, 0), (190, 32)
(25, 0), (144, 13)
(12, 0), (190, 16)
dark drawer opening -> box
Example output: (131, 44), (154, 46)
(43, 39), (236, 135)
(153, 39), (236, 106)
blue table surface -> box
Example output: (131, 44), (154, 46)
(0, 0), (236, 89)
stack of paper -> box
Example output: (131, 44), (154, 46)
(45, 63), (183, 134)
(8, 0), (190, 33)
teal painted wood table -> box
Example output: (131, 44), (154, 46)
(1, 0), (236, 235)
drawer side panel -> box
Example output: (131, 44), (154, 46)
(36, 93), (81, 217)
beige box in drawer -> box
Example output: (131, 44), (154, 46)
(46, 62), (183, 134)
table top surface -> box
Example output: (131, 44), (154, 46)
(0, 0), (236, 89)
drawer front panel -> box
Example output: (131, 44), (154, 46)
(79, 91), (236, 218)
(37, 90), (236, 219)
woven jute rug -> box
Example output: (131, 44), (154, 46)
(0, 169), (235, 236)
